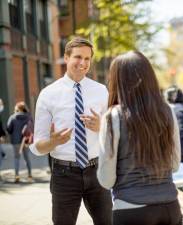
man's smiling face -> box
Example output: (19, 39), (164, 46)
(64, 46), (92, 82)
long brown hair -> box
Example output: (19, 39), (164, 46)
(108, 51), (174, 176)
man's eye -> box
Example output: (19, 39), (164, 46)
(75, 56), (81, 59)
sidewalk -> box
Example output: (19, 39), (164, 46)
(0, 144), (92, 225)
(0, 168), (92, 225)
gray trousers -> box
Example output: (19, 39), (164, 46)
(13, 144), (32, 176)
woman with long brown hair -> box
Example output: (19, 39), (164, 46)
(97, 51), (182, 225)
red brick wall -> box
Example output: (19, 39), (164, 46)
(75, 0), (89, 27)
(59, 0), (89, 36)
(12, 56), (25, 103)
(28, 59), (38, 98)
(49, 2), (62, 80)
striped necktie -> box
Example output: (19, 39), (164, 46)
(74, 83), (89, 168)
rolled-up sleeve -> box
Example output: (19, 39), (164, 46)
(30, 90), (53, 156)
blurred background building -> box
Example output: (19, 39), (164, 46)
(0, 0), (61, 121)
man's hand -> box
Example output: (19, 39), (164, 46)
(50, 123), (73, 147)
(80, 109), (100, 132)
(35, 124), (73, 154)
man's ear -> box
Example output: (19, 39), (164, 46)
(64, 54), (69, 64)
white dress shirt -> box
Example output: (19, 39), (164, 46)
(30, 74), (109, 161)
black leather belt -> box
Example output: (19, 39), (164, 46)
(53, 157), (98, 168)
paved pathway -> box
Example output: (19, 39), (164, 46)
(0, 144), (92, 225)
(0, 169), (92, 225)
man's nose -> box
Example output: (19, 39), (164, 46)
(79, 59), (86, 65)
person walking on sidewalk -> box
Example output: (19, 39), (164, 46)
(0, 99), (6, 179)
(0, 118), (6, 170)
(166, 87), (183, 162)
(7, 101), (33, 183)
(30, 37), (112, 225)
(0, 120), (6, 168)
(0, 99), (7, 165)
(97, 51), (182, 225)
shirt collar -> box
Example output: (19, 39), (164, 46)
(63, 73), (87, 88)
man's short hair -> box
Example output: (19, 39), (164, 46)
(65, 37), (93, 57)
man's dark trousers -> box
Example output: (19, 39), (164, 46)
(50, 162), (112, 225)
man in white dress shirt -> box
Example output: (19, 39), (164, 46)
(30, 37), (112, 225)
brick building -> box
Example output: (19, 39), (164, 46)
(0, 0), (61, 120)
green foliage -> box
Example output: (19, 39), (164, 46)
(76, 0), (157, 61)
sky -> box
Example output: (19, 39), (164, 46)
(151, 0), (183, 22)
(152, 0), (183, 44)
(144, 0), (183, 65)
(150, 0), (183, 49)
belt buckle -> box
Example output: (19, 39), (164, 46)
(89, 159), (95, 167)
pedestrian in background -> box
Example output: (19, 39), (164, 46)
(0, 119), (6, 168)
(166, 87), (183, 162)
(30, 37), (112, 225)
(0, 99), (6, 179)
(7, 101), (33, 183)
(97, 51), (182, 225)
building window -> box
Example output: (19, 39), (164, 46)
(8, 0), (21, 29)
(60, 37), (68, 57)
(38, 0), (47, 40)
(24, 0), (32, 13)
(41, 64), (53, 86)
(58, 0), (69, 17)
(58, 0), (68, 7)
(24, 0), (35, 34)
(8, 0), (18, 5)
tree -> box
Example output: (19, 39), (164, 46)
(76, 0), (158, 61)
